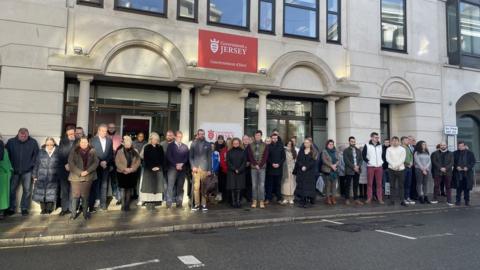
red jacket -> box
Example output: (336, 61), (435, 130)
(220, 147), (228, 174)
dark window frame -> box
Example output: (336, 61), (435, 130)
(283, 0), (320, 41)
(326, 0), (341, 44)
(207, 0), (251, 31)
(258, 0), (276, 35)
(177, 0), (198, 22)
(380, 104), (391, 140)
(459, 0), (480, 56)
(77, 0), (104, 8)
(380, 0), (408, 53)
(114, 0), (168, 18)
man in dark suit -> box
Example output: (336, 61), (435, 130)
(453, 141), (476, 206)
(90, 124), (113, 211)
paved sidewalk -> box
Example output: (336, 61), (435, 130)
(0, 194), (477, 247)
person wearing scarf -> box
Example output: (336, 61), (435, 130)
(321, 140), (340, 205)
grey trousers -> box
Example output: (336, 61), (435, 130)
(251, 168), (266, 201)
(166, 167), (186, 207)
(415, 169), (430, 197)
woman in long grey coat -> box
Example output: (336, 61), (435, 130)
(33, 137), (60, 214)
(226, 138), (246, 208)
(140, 132), (166, 210)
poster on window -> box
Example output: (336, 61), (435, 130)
(199, 122), (243, 142)
(198, 29), (258, 73)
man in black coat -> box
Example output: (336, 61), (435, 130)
(58, 127), (77, 215)
(431, 142), (454, 205)
(343, 136), (364, 205)
(5, 128), (39, 216)
(265, 133), (285, 203)
(453, 141), (476, 206)
(90, 124), (114, 211)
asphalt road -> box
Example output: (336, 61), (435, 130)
(1, 206), (479, 270)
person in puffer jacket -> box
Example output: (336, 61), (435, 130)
(362, 132), (384, 205)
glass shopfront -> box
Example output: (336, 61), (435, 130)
(63, 81), (193, 139)
(244, 96), (328, 147)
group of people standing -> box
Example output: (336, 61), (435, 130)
(0, 126), (476, 220)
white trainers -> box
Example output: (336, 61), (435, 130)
(430, 200), (438, 204)
(447, 202), (454, 207)
(280, 199), (288, 205)
(94, 199), (100, 208)
(289, 200), (295, 205)
(137, 201), (143, 206)
(406, 199), (416, 205)
(215, 193), (223, 202)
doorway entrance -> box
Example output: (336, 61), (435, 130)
(121, 116), (152, 140)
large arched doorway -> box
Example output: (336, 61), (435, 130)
(456, 93), (480, 189)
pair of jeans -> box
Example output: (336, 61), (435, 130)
(251, 168), (266, 201)
(415, 169), (430, 197)
(90, 167), (109, 209)
(166, 167), (186, 207)
(265, 174), (282, 201)
(110, 170), (121, 201)
(193, 169), (208, 207)
(404, 167), (413, 200)
(382, 169), (389, 195)
(59, 175), (71, 211)
(10, 172), (33, 211)
(388, 169), (405, 201)
(434, 175), (451, 202)
(344, 174), (360, 200)
(367, 167), (383, 201)
(456, 176), (470, 203)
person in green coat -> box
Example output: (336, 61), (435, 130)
(0, 138), (13, 219)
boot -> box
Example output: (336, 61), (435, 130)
(251, 200), (257, 208)
(236, 190), (242, 208)
(259, 200), (265, 209)
(70, 198), (79, 220)
(47, 202), (54, 214)
(331, 196), (337, 205)
(83, 196), (91, 220)
(303, 197), (308, 208)
(419, 196), (425, 204)
(325, 196), (332, 205)
(424, 196), (431, 204)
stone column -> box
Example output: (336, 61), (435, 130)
(178, 83), (194, 143)
(326, 96), (340, 142)
(76, 74), (93, 132)
(256, 91), (270, 136)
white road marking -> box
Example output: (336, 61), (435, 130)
(178, 255), (205, 268)
(97, 259), (160, 270)
(321, 219), (345, 225)
(375, 230), (417, 240)
(417, 233), (454, 239)
(130, 234), (169, 239)
(238, 225), (266, 230)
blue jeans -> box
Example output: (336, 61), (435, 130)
(404, 167), (412, 200)
(382, 169), (389, 194)
(10, 172), (33, 211)
(251, 168), (266, 201)
(90, 168), (109, 209)
(456, 176), (470, 203)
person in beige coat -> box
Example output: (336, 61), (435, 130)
(281, 140), (297, 205)
(68, 136), (99, 220)
(115, 136), (141, 211)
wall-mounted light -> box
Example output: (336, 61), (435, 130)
(258, 68), (267, 74)
(188, 60), (198, 67)
(73, 46), (84, 55)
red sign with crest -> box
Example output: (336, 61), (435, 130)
(198, 29), (258, 73)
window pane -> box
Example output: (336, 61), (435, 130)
(327, 14), (339, 41)
(327, 0), (338, 12)
(117, 0), (165, 14)
(381, 0), (405, 50)
(78, 0), (102, 5)
(285, 0), (317, 9)
(284, 6), (317, 38)
(209, 0), (248, 27)
(259, 1), (274, 32)
(179, 0), (196, 18)
(460, 2), (480, 55)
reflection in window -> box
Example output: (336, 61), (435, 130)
(380, 104), (390, 140)
(178, 0), (197, 20)
(208, 0), (249, 29)
(460, 2), (480, 55)
(327, 0), (340, 42)
(284, 0), (318, 39)
(259, 0), (275, 33)
(116, 0), (166, 15)
(381, 0), (406, 51)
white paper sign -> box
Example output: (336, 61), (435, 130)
(199, 122), (243, 142)
(444, 126), (458, 135)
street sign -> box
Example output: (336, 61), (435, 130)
(444, 126), (458, 135)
